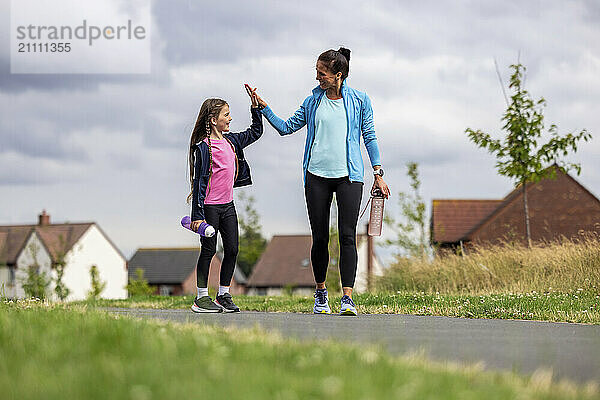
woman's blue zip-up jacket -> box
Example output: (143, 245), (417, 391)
(191, 107), (263, 221)
(260, 80), (381, 184)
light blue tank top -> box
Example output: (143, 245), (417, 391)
(308, 94), (348, 178)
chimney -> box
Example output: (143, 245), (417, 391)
(38, 210), (50, 226)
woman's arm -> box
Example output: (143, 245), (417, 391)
(361, 94), (390, 198)
(260, 102), (307, 136)
(360, 94), (381, 166)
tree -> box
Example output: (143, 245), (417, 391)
(235, 191), (267, 277)
(54, 262), (69, 301)
(385, 162), (430, 259)
(466, 63), (591, 246)
(126, 268), (155, 297)
(20, 243), (50, 299)
(87, 265), (106, 300)
(53, 232), (72, 301)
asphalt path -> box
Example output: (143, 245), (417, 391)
(107, 308), (600, 384)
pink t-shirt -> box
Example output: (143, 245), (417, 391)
(204, 138), (235, 205)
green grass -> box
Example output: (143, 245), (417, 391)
(378, 237), (600, 294)
(77, 290), (600, 324)
(76, 238), (600, 324)
(1, 299), (598, 400)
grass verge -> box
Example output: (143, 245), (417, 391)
(1, 299), (598, 400)
(377, 237), (600, 294)
(77, 290), (600, 324)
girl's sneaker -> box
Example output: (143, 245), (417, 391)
(313, 288), (331, 314)
(340, 295), (357, 316)
(191, 296), (223, 313)
(215, 293), (240, 313)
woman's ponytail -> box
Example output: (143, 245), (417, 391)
(338, 47), (351, 64)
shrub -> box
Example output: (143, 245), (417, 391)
(87, 265), (106, 300)
(126, 268), (155, 297)
(20, 243), (50, 299)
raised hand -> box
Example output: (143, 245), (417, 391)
(244, 83), (267, 108)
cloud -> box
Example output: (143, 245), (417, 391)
(0, 0), (598, 258)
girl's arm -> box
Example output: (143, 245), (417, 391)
(191, 146), (207, 222)
(230, 107), (264, 148)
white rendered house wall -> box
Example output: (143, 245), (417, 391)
(14, 233), (53, 299)
(62, 225), (127, 300)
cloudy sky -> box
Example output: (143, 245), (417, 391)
(1, 0), (599, 260)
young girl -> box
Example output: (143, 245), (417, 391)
(187, 90), (263, 313)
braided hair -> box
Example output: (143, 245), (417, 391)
(187, 98), (227, 203)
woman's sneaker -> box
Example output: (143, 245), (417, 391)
(313, 288), (331, 314)
(340, 295), (357, 316)
(215, 293), (240, 313)
(191, 296), (223, 313)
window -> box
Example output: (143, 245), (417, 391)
(159, 285), (173, 296)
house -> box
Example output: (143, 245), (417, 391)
(0, 211), (127, 300)
(128, 248), (247, 296)
(245, 233), (384, 295)
(431, 168), (600, 250)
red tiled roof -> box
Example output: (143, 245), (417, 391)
(35, 224), (93, 261)
(431, 200), (502, 243)
(0, 223), (93, 264)
(431, 167), (600, 245)
(0, 226), (35, 265)
(0, 231), (9, 264)
(246, 235), (315, 287)
(247, 234), (369, 288)
(463, 168), (600, 243)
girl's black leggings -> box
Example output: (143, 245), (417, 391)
(305, 172), (363, 288)
(196, 201), (238, 288)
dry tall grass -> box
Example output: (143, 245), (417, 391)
(377, 236), (600, 294)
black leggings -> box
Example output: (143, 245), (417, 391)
(196, 201), (239, 288)
(305, 172), (363, 288)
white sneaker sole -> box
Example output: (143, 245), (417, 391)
(313, 304), (332, 314)
(191, 303), (222, 313)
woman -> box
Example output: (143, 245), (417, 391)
(247, 47), (390, 315)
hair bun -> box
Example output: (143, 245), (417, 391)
(338, 47), (351, 63)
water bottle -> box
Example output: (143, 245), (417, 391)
(181, 216), (216, 237)
(368, 188), (385, 236)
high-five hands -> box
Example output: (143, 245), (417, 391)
(244, 84), (267, 108)
(245, 84), (259, 108)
